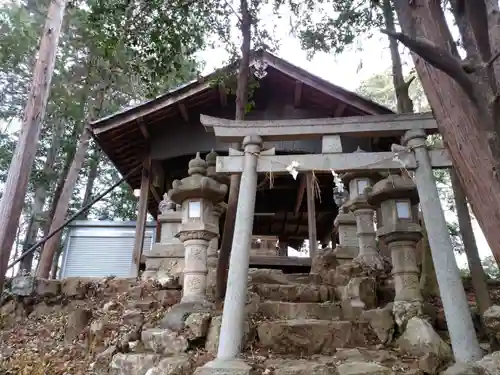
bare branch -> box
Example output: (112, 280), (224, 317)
(487, 49), (500, 68)
(380, 29), (477, 102)
(222, 0), (242, 23)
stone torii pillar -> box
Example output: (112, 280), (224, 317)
(168, 153), (228, 304)
(196, 135), (263, 375)
(403, 129), (482, 363)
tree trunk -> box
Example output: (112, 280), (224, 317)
(37, 127), (92, 277)
(391, 0), (500, 270)
(450, 170), (492, 314)
(79, 147), (100, 219)
(215, 0), (252, 300)
(382, 0), (440, 297)
(0, 0), (67, 289)
(19, 121), (63, 273)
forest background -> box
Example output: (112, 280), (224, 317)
(0, 0), (497, 279)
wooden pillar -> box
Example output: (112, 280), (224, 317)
(133, 158), (151, 276)
(278, 239), (288, 256)
(306, 173), (317, 258)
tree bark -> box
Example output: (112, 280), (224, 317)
(37, 127), (92, 277)
(79, 147), (100, 219)
(0, 0), (67, 289)
(391, 0), (500, 268)
(19, 121), (63, 273)
(215, 0), (252, 300)
(450, 170), (492, 314)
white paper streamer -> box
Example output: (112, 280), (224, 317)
(286, 161), (300, 180)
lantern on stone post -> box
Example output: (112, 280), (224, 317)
(367, 174), (423, 327)
(168, 153), (228, 304)
(206, 149), (229, 257)
(332, 204), (358, 264)
(342, 162), (384, 269)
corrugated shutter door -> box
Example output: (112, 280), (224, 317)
(61, 226), (154, 279)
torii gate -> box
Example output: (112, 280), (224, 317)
(195, 112), (480, 374)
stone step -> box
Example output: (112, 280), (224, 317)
(263, 358), (394, 375)
(285, 273), (322, 284)
(259, 301), (342, 320)
(256, 319), (370, 355)
(250, 283), (334, 302)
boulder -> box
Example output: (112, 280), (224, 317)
(205, 315), (252, 354)
(185, 312), (211, 339)
(395, 317), (452, 369)
(474, 351), (500, 374)
(332, 263), (364, 286)
(160, 301), (213, 331)
(122, 309), (144, 328)
(247, 268), (291, 285)
(257, 319), (353, 355)
(61, 277), (89, 298)
(141, 328), (188, 355)
(65, 307), (92, 342)
(35, 278), (61, 297)
(336, 361), (393, 375)
(483, 305), (500, 340)
(250, 283), (333, 302)
(110, 353), (160, 375)
(265, 358), (339, 375)
(360, 308), (395, 345)
(145, 355), (192, 375)
(259, 301), (342, 320)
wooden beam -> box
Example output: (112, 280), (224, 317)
(178, 103), (189, 123)
(306, 173), (317, 258)
(219, 83), (228, 107)
(133, 157), (151, 276)
(216, 149), (452, 174)
(200, 112), (438, 141)
(92, 81), (212, 135)
(334, 103), (347, 117)
(137, 118), (149, 140)
(294, 80), (303, 107)
(150, 185), (161, 203)
(294, 175), (307, 215)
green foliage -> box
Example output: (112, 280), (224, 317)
(277, 0), (384, 57)
(482, 256), (500, 279)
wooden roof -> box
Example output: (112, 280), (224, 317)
(90, 50), (394, 219)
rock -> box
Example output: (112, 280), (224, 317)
(311, 249), (339, 277)
(257, 319), (353, 355)
(332, 263), (363, 286)
(483, 305), (500, 340)
(141, 328), (188, 355)
(103, 301), (118, 312)
(61, 277), (89, 298)
(360, 308), (395, 345)
(474, 350), (500, 374)
(110, 353), (160, 375)
(35, 278), (61, 297)
(145, 355), (192, 375)
(259, 301), (342, 320)
(94, 345), (117, 373)
(65, 307), (92, 342)
(251, 283), (333, 302)
(205, 315), (252, 354)
(122, 309), (144, 327)
(418, 352), (441, 374)
(395, 317), (452, 368)
(154, 290), (182, 308)
(11, 275), (35, 296)
(344, 277), (377, 309)
(245, 291), (261, 316)
(265, 358), (339, 375)
(185, 312), (211, 339)
(160, 301), (213, 331)
(393, 301), (424, 328)
(440, 363), (480, 375)
(90, 318), (118, 346)
(336, 361), (393, 375)
(247, 268), (291, 285)
(153, 271), (181, 289)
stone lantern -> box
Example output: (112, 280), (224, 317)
(168, 152), (228, 304)
(332, 204), (358, 264)
(342, 157), (384, 269)
(367, 174), (423, 326)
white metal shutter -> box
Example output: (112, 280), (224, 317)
(60, 222), (154, 279)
